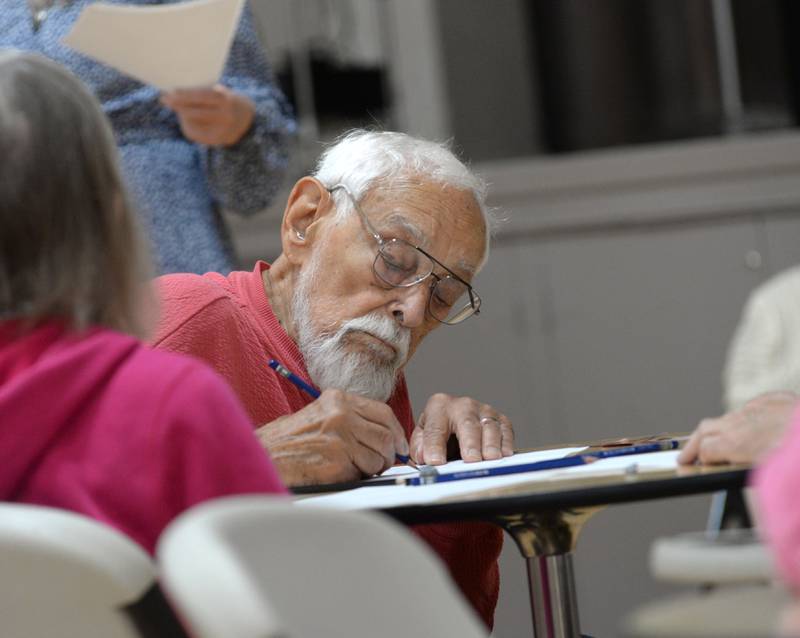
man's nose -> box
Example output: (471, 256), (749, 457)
(389, 283), (429, 328)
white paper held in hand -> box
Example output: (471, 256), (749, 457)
(62, 0), (245, 91)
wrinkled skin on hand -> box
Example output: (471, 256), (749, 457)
(678, 391), (799, 466)
(257, 390), (516, 485)
(160, 84), (255, 147)
(409, 393), (515, 465)
(256, 389), (408, 487)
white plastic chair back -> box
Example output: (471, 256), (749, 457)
(157, 495), (489, 638)
(650, 528), (775, 586)
(0, 502), (156, 638)
(623, 584), (791, 637)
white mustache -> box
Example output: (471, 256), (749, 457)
(338, 313), (410, 362)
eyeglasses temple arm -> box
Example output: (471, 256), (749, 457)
(328, 184), (384, 245)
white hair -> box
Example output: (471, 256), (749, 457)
(312, 130), (496, 270)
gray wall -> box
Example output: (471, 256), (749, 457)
(403, 134), (800, 637)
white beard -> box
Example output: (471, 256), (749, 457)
(292, 260), (411, 402)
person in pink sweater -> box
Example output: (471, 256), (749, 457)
(0, 50), (285, 555)
(753, 408), (800, 592)
(152, 130), (515, 627)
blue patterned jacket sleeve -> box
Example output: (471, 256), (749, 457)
(201, 3), (296, 216)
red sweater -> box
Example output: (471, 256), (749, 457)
(0, 322), (286, 554)
(153, 262), (502, 627)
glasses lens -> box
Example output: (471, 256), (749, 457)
(429, 277), (480, 324)
(374, 239), (432, 286)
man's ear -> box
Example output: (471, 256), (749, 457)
(280, 177), (333, 264)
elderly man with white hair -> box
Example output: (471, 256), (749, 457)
(153, 130), (513, 627)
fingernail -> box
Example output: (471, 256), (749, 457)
(485, 446), (501, 457)
(467, 448), (481, 460)
(428, 453), (444, 464)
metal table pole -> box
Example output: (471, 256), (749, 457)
(496, 507), (603, 638)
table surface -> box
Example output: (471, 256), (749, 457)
(295, 436), (751, 526)
(362, 434), (750, 525)
(375, 461), (749, 526)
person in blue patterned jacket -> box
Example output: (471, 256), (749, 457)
(4, 0), (295, 274)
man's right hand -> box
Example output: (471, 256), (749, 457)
(255, 389), (409, 486)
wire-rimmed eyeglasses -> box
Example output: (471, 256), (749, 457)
(328, 184), (481, 325)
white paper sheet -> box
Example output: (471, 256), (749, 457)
(297, 450), (683, 511)
(377, 446), (589, 480)
(62, 0), (245, 91)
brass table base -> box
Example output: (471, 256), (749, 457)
(494, 507), (604, 638)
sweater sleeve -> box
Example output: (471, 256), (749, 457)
(724, 266), (800, 410)
(151, 274), (240, 363)
(159, 364), (288, 504)
(388, 377), (502, 629)
(753, 409), (800, 591)
(81, 350), (287, 556)
(200, 3), (296, 215)
(151, 273), (277, 425)
(130, 362), (287, 553)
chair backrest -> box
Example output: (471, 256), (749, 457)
(157, 495), (489, 638)
(649, 528), (775, 586)
(0, 502), (156, 638)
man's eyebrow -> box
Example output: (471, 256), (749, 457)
(379, 212), (477, 279)
(380, 213), (426, 246)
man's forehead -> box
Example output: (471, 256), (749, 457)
(362, 185), (485, 277)
(364, 183), (483, 234)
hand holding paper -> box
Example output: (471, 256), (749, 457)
(160, 84), (255, 146)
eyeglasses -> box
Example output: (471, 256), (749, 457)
(328, 184), (481, 325)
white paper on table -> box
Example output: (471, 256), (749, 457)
(62, 0), (245, 91)
(559, 450), (681, 475)
(297, 450), (683, 511)
(377, 446), (589, 480)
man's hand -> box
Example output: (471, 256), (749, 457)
(255, 389), (409, 487)
(160, 84), (255, 147)
(678, 391), (798, 466)
(409, 393), (514, 465)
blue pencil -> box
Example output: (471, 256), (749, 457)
(267, 358), (412, 465)
(268, 359), (321, 399)
(406, 440), (680, 486)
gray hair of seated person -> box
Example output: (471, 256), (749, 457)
(0, 50), (152, 337)
(312, 129), (496, 270)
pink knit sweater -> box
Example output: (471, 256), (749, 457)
(0, 321), (286, 554)
(754, 407), (800, 591)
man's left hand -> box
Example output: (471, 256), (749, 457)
(409, 393), (514, 465)
(160, 84), (255, 147)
